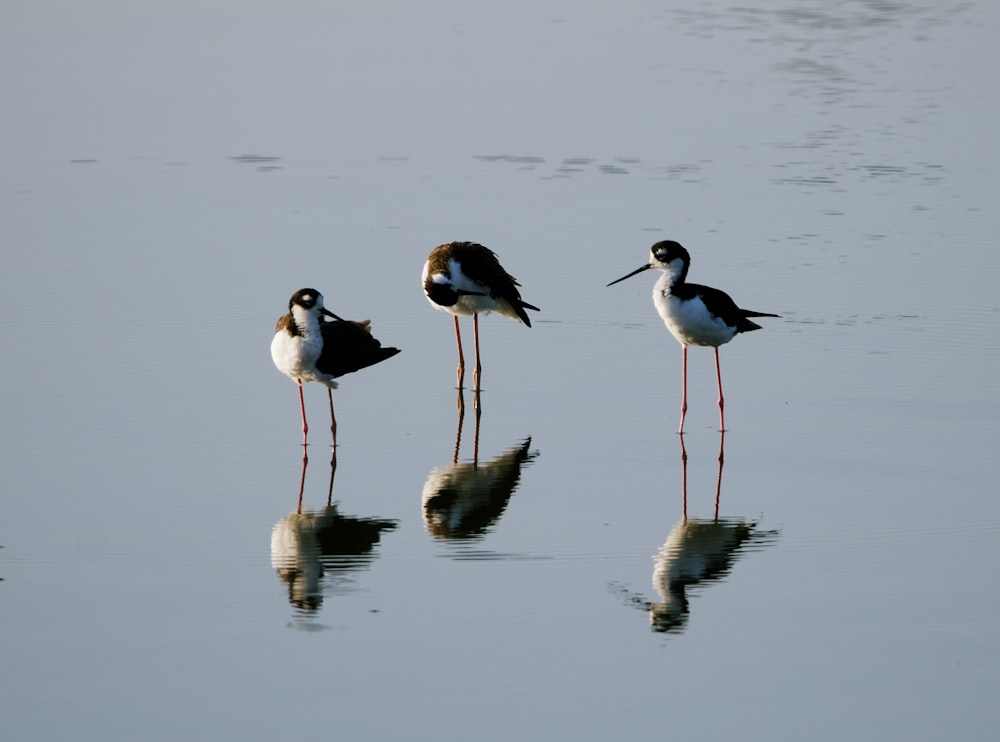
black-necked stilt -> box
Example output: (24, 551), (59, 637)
(271, 288), (400, 447)
(422, 241), (539, 390)
(607, 240), (778, 433)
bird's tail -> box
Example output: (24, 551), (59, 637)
(736, 309), (779, 334)
(513, 300), (541, 327)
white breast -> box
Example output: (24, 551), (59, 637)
(653, 282), (738, 348)
(270, 329), (339, 388)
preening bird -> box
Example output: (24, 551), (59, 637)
(270, 288), (400, 446)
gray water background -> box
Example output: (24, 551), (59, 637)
(2, 1), (999, 740)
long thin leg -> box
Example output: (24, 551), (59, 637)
(678, 346), (688, 435)
(454, 315), (465, 389)
(714, 347), (725, 432)
(297, 379), (309, 446)
(472, 313), (482, 391)
(327, 387), (337, 448)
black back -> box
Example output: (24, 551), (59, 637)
(429, 242), (540, 326)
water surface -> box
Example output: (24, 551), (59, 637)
(2, 1), (999, 740)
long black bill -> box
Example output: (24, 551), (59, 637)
(322, 307), (347, 321)
(606, 264), (651, 287)
(456, 288), (488, 297)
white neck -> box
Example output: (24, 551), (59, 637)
(291, 305), (322, 336)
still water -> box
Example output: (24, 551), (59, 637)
(2, 1), (999, 740)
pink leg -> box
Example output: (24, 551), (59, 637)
(327, 387), (337, 448)
(472, 314), (482, 391)
(678, 346), (688, 435)
(715, 348), (725, 432)
(297, 379), (309, 446)
(454, 315), (465, 389)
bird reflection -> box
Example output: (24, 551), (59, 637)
(271, 451), (397, 613)
(615, 433), (778, 634)
(421, 389), (538, 540)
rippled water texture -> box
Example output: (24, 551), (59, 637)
(2, 1), (999, 740)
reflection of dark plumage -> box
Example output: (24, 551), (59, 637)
(611, 434), (779, 633)
(649, 517), (776, 633)
(422, 438), (537, 539)
(271, 506), (397, 611)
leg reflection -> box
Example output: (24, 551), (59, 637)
(326, 449), (338, 507)
(714, 431), (725, 519)
(297, 447), (309, 514)
(453, 388), (483, 465)
(679, 434), (689, 520)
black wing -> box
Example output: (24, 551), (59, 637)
(316, 320), (401, 378)
(683, 283), (779, 334)
(451, 242), (540, 326)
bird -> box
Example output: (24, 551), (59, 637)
(607, 240), (778, 433)
(270, 288), (400, 447)
(422, 241), (539, 391)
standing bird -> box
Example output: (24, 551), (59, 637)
(422, 241), (539, 390)
(271, 288), (400, 447)
(607, 241), (778, 433)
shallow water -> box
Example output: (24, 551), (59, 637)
(3, 1), (999, 740)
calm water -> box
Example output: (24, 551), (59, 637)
(3, 1), (999, 740)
